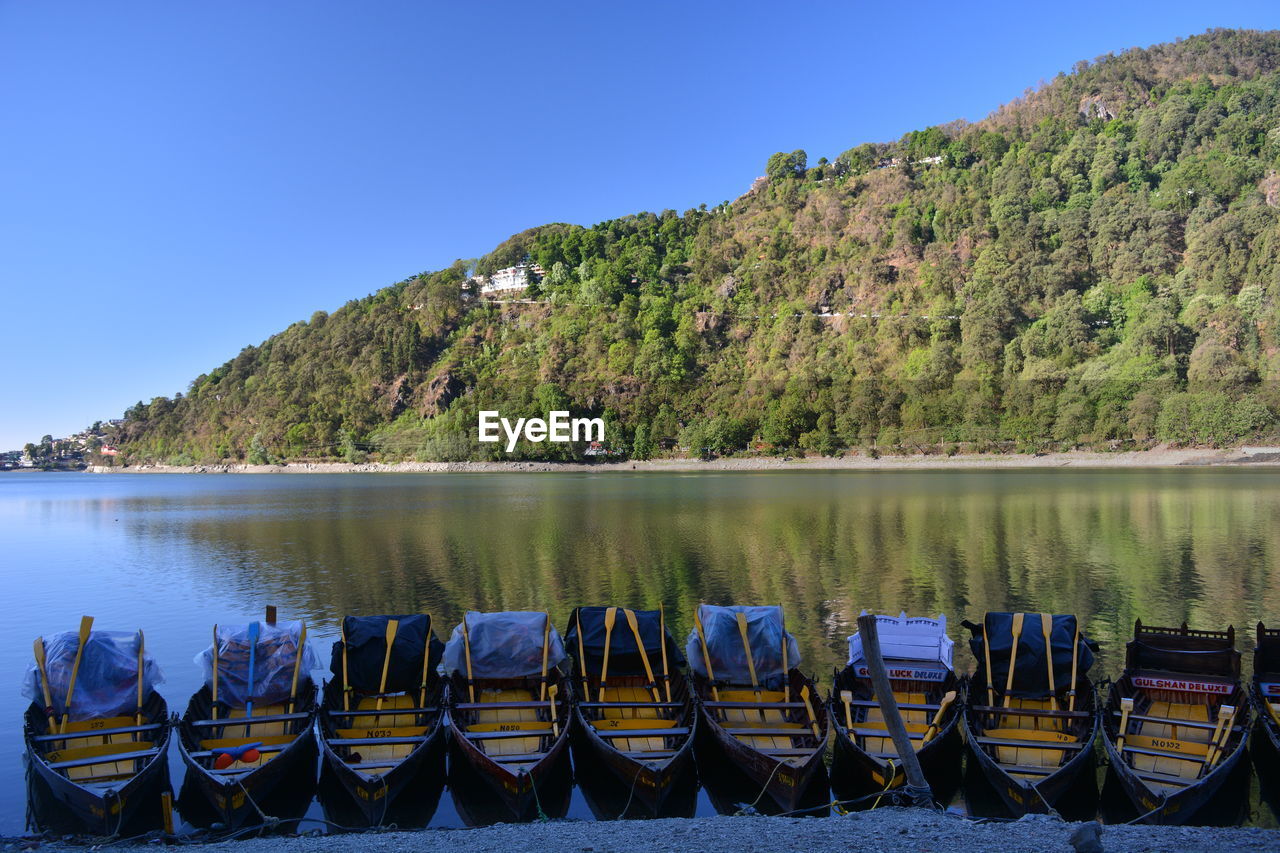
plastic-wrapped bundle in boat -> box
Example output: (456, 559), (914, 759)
(195, 620), (319, 708)
(847, 611), (954, 678)
(442, 611), (567, 679)
(685, 604), (800, 691)
(23, 630), (164, 721)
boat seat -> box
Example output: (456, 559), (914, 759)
(1001, 697), (1062, 732)
(594, 687), (669, 752)
(469, 689), (543, 757)
(1125, 732), (1209, 782)
(222, 703), (290, 737)
(983, 726), (1077, 769)
(855, 720), (928, 756)
(1140, 701), (1211, 743)
(44, 716), (155, 782)
(332, 695), (424, 776)
(864, 692), (929, 726)
(716, 689), (793, 751)
(46, 741), (158, 780)
(197, 733), (295, 769)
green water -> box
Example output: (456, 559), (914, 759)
(2, 469), (1278, 831)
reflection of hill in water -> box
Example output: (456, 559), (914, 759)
(152, 472), (1280, 675)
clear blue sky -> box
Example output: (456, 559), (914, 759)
(2, 1), (1277, 450)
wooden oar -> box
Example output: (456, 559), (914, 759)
(212, 625), (221, 720)
(839, 689), (854, 732)
(135, 630), (146, 738)
(418, 616), (433, 709)
(923, 690), (957, 744)
(60, 616), (94, 733)
(1041, 613), (1058, 713)
(340, 620), (351, 712)
(800, 684), (820, 738)
(623, 608), (661, 703)
(982, 617), (996, 707)
(574, 609), (591, 701)
(658, 604), (672, 702)
(1116, 697), (1134, 753)
(376, 620), (399, 713)
(597, 607), (617, 702)
(693, 606), (720, 702)
(548, 684), (560, 738)
(1205, 705), (1236, 770)
(539, 612), (552, 702)
(1067, 622), (1082, 712)
(287, 623), (306, 715)
(244, 621), (260, 737)
(461, 613), (476, 704)
(1002, 613), (1025, 710)
(32, 637), (56, 733)
(779, 603), (790, 704)
(736, 611), (761, 700)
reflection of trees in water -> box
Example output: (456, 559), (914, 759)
(168, 473), (1280, 676)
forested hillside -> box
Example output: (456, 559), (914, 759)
(119, 29), (1280, 464)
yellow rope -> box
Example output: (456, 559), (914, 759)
(869, 758), (896, 811)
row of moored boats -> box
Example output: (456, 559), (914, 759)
(22, 606), (1280, 836)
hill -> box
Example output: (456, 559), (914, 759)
(116, 28), (1280, 464)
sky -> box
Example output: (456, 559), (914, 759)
(2, 1), (1278, 450)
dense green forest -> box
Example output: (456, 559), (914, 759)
(117, 29), (1280, 464)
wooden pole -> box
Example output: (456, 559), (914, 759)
(856, 613), (932, 807)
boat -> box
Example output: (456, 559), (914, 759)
(828, 612), (962, 809)
(565, 605), (698, 819)
(1101, 621), (1251, 826)
(23, 618), (172, 836)
(176, 613), (319, 830)
(442, 610), (574, 825)
(316, 615), (446, 828)
(687, 604), (830, 816)
(1252, 622), (1280, 819)
(961, 612), (1099, 820)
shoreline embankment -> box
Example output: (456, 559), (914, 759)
(25, 811), (1280, 852)
(85, 445), (1280, 474)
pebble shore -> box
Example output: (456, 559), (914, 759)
(15, 811), (1280, 852)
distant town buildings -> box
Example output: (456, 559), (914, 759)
(469, 263), (543, 299)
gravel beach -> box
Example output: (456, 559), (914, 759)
(20, 811), (1279, 853)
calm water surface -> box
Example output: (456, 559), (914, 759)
(2, 469), (1278, 832)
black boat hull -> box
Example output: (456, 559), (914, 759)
(1252, 692), (1280, 820)
(829, 711), (962, 808)
(962, 707), (1099, 820)
(317, 728), (445, 829)
(176, 683), (318, 831)
(570, 707), (698, 819)
(23, 697), (173, 837)
(446, 719), (573, 825)
(1101, 729), (1250, 826)
(694, 671), (830, 817)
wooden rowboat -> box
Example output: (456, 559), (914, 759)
(317, 615), (446, 828)
(1251, 622), (1280, 819)
(24, 620), (173, 836)
(177, 614), (318, 830)
(962, 612), (1099, 820)
(1101, 621), (1250, 826)
(828, 612), (962, 809)
(689, 604), (830, 816)
(442, 611), (574, 826)
(566, 605), (698, 819)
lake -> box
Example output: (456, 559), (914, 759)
(2, 469), (1278, 833)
